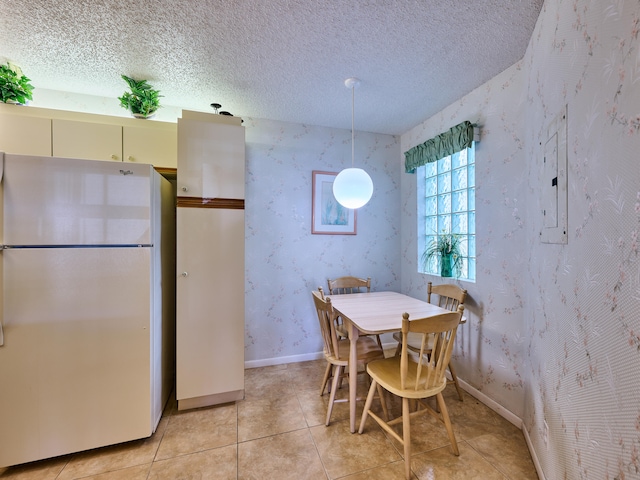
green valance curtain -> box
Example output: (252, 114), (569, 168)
(404, 120), (475, 173)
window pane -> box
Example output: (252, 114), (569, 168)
(438, 155), (451, 173)
(452, 167), (467, 190)
(467, 258), (476, 281)
(425, 216), (438, 234)
(425, 176), (437, 196)
(438, 193), (451, 214)
(468, 164), (475, 186)
(452, 150), (467, 169)
(437, 215), (450, 233)
(452, 212), (468, 233)
(457, 235), (468, 256)
(468, 144), (475, 164)
(426, 196), (437, 215)
(468, 235), (476, 257)
(459, 259), (468, 279)
(469, 187), (476, 211)
(452, 190), (467, 213)
(438, 172), (451, 193)
(424, 161), (436, 177)
(469, 212), (475, 234)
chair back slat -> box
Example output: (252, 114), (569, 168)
(312, 289), (341, 360)
(399, 305), (464, 392)
(427, 282), (467, 311)
(327, 276), (371, 295)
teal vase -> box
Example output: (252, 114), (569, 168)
(440, 253), (453, 277)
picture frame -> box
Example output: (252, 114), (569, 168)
(311, 170), (357, 235)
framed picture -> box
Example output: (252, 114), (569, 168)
(312, 170), (357, 235)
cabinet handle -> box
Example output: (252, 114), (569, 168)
(181, 186), (188, 192)
(128, 155), (135, 162)
(181, 272), (188, 277)
(111, 154), (119, 161)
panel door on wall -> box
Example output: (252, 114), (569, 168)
(123, 123), (177, 169)
(52, 119), (122, 162)
(175, 207), (245, 407)
(0, 112), (51, 156)
(177, 117), (245, 199)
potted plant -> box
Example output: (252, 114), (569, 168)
(422, 231), (463, 278)
(0, 62), (34, 105)
(118, 75), (161, 119)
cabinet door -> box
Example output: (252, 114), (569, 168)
(0, 112), (52, 156)
(176, 207), (245, 404)
(52, 119), (122, 162)
(123, 123), (177, 168)
(177, 119), (245, 199)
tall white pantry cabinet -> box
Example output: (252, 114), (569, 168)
(176, 110), (245, 410)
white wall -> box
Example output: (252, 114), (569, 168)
(243, 117), (401, 364)
(401, 1), (640, 478)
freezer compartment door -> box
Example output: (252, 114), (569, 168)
(0, 247), (152, 467)
(3, 154), (153, 246)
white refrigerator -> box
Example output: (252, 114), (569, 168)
(0, 153), (175, 467)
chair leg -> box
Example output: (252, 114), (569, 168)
(358, 379), (378, 434)
(394, 342), (402, 357)
(375, 334), (383, 350)
(436, 392), (459, 456)
(320, 362), (332, 396)
(402, 397), (412, 480)
(447, 362), (464, 401)
(376, 383), (389, 421)
(326, 365), (342, 426)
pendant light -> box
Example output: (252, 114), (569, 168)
(332, 77), (373, 209)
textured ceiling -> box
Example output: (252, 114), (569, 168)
(0, 0), (543, 135)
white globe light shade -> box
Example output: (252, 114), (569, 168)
(332, 168), (374, 209)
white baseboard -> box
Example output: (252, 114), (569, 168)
(245, 351), (324, 369)
(521, 420), (546, 480)
(456, 377), (522, 428)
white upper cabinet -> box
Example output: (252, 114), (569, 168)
(0, 104), (178, 169)
(123, 123), (177, 169)
(177, 111), (245, 199)
(52, 119), (122, 162)
(0, 107), (52, 156)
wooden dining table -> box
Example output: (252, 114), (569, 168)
(328, 291), (451, 433)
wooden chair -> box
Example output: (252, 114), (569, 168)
(312, 289), (387, 425)
(327, 276), (382, 349)
(392, 282), (467, 400)
(359, 306), (464, 480)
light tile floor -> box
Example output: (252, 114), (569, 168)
(0, 359), (539, 479)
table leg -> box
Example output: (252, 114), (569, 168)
(348, 321), (360, 433)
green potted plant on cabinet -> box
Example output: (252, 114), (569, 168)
(0, 62), (34, 105)
(118, 74), (161, 119)
(422, 231), (463, 278)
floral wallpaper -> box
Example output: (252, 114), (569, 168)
(243, 118), (401, 365)
(402, 1), (640, 479)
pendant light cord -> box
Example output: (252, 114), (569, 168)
(351, 84), (355, 167)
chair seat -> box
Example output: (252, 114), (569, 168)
(326, 335), (385, 366)
(366, 356), (447, 399)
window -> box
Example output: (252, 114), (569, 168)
(419, 144), (475, 281)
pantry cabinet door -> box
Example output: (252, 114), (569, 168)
(53, 119), (122, 162)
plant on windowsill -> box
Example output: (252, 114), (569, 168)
(422, 231), (463, 278)
(0, 62), (34, 105)
(118, 75), (162, 119)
